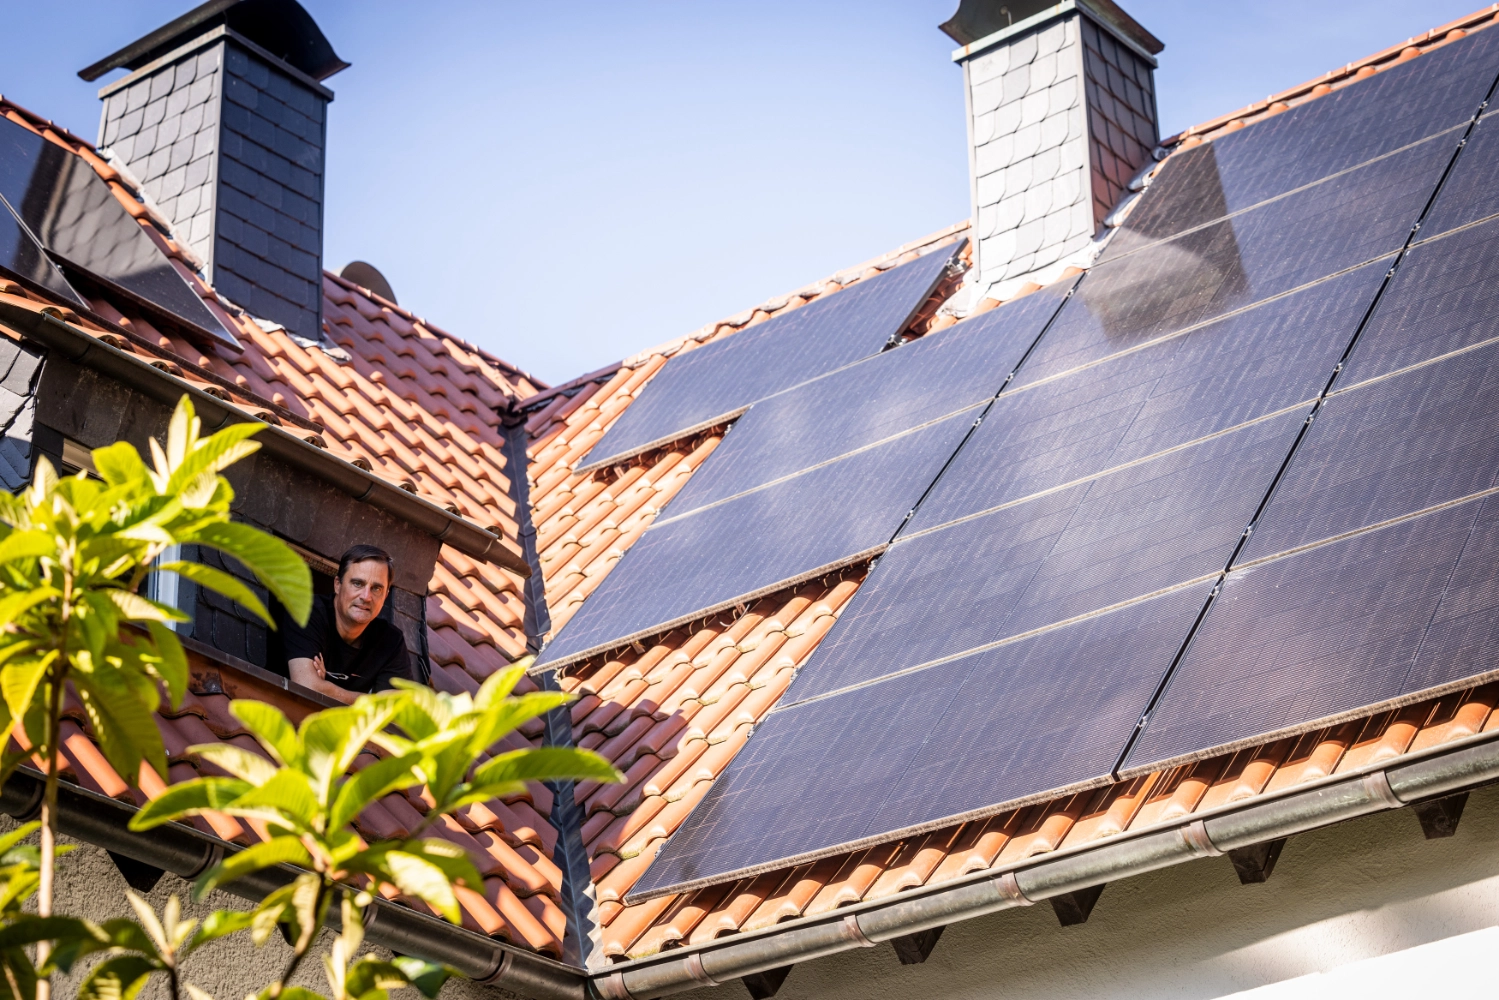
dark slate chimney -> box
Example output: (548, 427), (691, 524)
(80, 0), (349, 342)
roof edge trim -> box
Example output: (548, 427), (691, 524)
(598, 725), (1499, 989)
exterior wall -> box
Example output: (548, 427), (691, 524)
(669, 781), (1499, 1000)
(99, 37), (328, 342)
(21, 820), (518, 1000)
(962, 10), (1158, 294)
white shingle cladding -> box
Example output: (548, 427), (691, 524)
(961, 9), (1158, 297)
(967, 17), (1091, 290)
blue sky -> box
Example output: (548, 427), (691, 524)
(5, 1), (1488, 384)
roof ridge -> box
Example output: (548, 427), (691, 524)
(321, 269), (547, 389)
(518, 220), (971, 409)
(1163, 4), (1499, 147)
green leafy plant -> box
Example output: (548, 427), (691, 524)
(0, 395), (312, 995)
(125, 661), (618, 999)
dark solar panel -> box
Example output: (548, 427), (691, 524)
(0, 195), (85, 305)
(0, 117), (237, 346)
(1338, 216), (1499, 387)
(907, 262), (1384, 532)
(577, 244), (961, 472)
(664, 279), (1074, 518)
(628, 583), (1212, 901)
(1419, 110), (1499, 239)
(787, 412), (1303, 704)
(533, 410), (975, 669)
(1107, 26), (1499, 254)
(1124, 494), (1499, 773)
(1018, 134), (1453, 389)
(1242, 337), (1499, 563)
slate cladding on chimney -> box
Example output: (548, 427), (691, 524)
(1080, 18), (1158, 226)
(100, 36), (328, 341)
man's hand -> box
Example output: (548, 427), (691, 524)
(289, 655), (358, 705)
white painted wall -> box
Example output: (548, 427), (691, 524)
(669, 782), (1499, 1000)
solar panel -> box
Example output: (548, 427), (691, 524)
(1418, 110), (1499, 239)
(533, 409), (975, 670)
(1338, 216), (1499, 388)
(1123, 493), (1499, 774)
(906, 261), (1385, 532)
(0, 195), (85, 305)
(1020, 133), (1454, 389)
(664, 279), (1074, 518)
(0, 117), (237, 346)
(628, 582), (1213, 902)
(1242, 337), (1499, 563)
(577, 244), (962, 473)
(1108, 23), (1499, 255)
(787, 411), (1304, 705)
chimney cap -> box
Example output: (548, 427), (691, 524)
(79, 0), (350, 82)
(941, 0), (1162, 56)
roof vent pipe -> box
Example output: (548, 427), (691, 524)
(942, 0), (1163, 301)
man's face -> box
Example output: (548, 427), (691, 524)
(334, 559), (389, 627)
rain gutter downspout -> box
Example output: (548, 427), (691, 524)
(596, 729), (1499, 999)
(0, 767), (586, 1000)
(0, 302), (530, 575)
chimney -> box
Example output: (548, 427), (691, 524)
(80, 0), (349, 342)
(941, 0), (1163, 298)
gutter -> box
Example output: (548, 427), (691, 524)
(594, 728), (1499, 999)
(0, 767), (586, 1000)
(0, 302), (530, 575)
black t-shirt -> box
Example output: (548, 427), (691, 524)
(280, 594), (414, 694)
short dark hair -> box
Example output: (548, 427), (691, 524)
(338, 544), (393, 585)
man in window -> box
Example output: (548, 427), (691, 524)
(282, 544), (415, 704)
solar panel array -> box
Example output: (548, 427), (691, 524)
(576, 244), (963, 473)
(0, 116), (238, 346)
(614, 27), (1499, 901)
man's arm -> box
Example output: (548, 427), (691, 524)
(289, 654), (359, 705)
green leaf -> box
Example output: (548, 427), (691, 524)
(190, 745), (278, 787)
(0, 915), (98, 951)
(0, 589), (60, 631)
(228, 769), (319, 829)
(0, 946), (36, 1000)
(0, 532), (54, 566)
(77, 954), (158, 1000)
(105, 589), (189, 624)
(187, 522), (311, 626)
(473, 664), (528, 710)
(195, 837), (314, 900)
(472, 746), (620, 788)
(382, 852), (460, 924)
(128, 777), (253, 831)
(96, 919), (160, 961)
(165, 422), (263, 496)
(0, 654), (52, 732)
(91, 441), (150, 490)
(390, 957), (452, 999)
(228, 701), (300, 768)
(145, 622), (188, 712)
(185, 910), (254, 955)
(74, 666), (168, 785)
(345, 960), (414, 1000)
(328, 752), (424, 834)
(152, 561), (271, 625)
(0, 823), (38, 859)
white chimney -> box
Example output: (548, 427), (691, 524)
(942, 0), (1163, 298)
